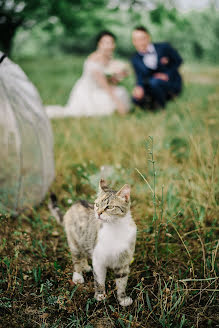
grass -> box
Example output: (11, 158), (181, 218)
(0, 54), (219, 327)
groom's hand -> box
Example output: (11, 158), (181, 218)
(153, 73), (169, 81)
(132, 86), (144, 100)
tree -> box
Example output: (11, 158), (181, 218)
(0, 0), (51, 54)
(0, 0), (108, 55)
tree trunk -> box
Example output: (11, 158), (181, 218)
(0, 16), (22, 55)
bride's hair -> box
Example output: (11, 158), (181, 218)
(96, 30), (116, 45)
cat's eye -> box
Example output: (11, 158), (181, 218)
(106, 205), (114, 210)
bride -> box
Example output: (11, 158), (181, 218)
(46, 31), (130, 118)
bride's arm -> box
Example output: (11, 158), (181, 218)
(92, 70), (126, 114)
(93, 70), (114, 97)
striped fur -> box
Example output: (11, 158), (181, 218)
(49, 180), (136, 306)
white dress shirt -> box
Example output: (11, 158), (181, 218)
(142, 44), (158, 70)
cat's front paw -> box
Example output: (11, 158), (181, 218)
(119, 296), (133, 307)
(73, 272), (84, 284)
(94, 292), (106, 301)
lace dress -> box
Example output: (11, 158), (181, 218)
(46, 60), (130, 118)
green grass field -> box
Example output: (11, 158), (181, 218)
(0, 55), (218, 327)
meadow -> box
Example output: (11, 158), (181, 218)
(0, 54), (218, 327)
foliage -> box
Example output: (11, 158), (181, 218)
(0, 0), (51, 53)
(49, 0), (110, 53)
(154, 8), (219, 63)
(1, 1), (219, 62)
(0, 55), (218, 327)
(0, 0), (108, 54)
(11, 4), (219, 64)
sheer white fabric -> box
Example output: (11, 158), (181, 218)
(0, 52), (55, 213)
(46, 60), (130, 118)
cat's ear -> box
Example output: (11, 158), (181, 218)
(99, 179), (108, 191)
(116, 184), (130, 202)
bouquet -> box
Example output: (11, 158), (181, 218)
(105, 59), (130, 85)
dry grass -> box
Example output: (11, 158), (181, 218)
(0, 55), (218, 327)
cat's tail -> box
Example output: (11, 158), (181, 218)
(48, 193), (63, 224)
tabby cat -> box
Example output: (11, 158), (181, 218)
(49, 179), (136, 306)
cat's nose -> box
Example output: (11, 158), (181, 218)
(97, 210), (103, 219)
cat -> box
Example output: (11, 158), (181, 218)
(49, 179), (136, 306)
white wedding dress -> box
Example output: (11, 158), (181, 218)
(46, 60), (130, 118)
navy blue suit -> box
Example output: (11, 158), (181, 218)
(131, 42), (183, 108)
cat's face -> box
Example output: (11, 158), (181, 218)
(94, 179), (130, 223)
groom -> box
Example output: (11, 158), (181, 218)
(131, 26), (183, 109)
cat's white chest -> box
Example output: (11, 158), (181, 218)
(99, 225), (128, 253)
(93, 214), (136, 268)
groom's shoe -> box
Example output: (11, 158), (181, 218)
(149, 99), (165, 111)
(132, 95), (151, 111)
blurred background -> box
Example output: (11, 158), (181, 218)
(1, 0), (219, 63)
